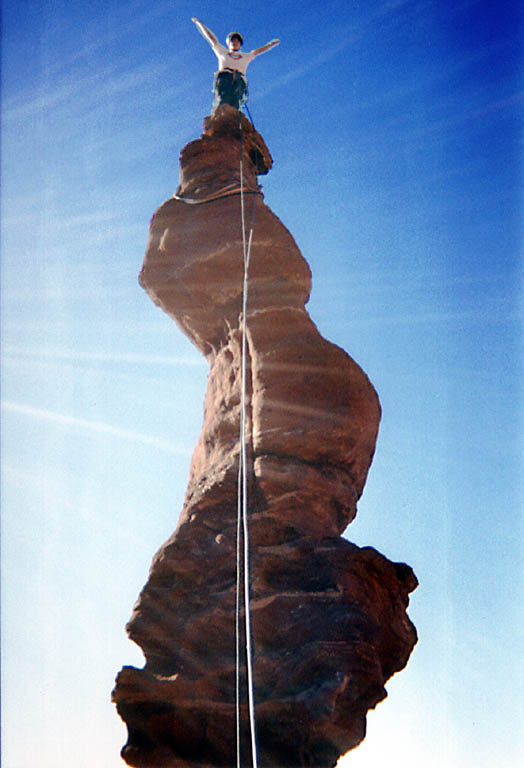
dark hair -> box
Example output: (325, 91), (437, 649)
(226, 32), (243, 46)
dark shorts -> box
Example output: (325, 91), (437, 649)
(213, 69), (248, 109)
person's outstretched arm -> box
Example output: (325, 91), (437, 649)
(192, 17), (219, 48)
(252, 39), (280, 57)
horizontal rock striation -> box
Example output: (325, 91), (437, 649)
(113, 105), (417, 767)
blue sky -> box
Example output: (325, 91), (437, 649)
(1, 1), (522, 766)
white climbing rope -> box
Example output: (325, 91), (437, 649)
(235, 472), (242, 768)
(173, 123), (259, 767)
(173, 182), (259, 205)
(236, 117), (258, 768)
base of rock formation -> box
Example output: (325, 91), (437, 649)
(113, 105), (417, 768)
(114, 522), (417, 767)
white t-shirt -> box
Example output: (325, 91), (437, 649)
(210, 41), (257, 76)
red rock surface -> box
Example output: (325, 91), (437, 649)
(113, 105), (417, 767)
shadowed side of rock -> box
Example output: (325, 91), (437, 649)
(114, 532), (417, 768)
(113, 105), (417, 768)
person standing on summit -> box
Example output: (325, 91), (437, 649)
(192, 17), (280, 110)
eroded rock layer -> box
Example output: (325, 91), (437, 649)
(113, 105), (417, 767)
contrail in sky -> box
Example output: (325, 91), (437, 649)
(2, 347), (205, 367)
(1, 400), (190, 455)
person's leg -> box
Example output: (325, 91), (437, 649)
(233, 74), (248, 108)
(214, 71), (237, 107)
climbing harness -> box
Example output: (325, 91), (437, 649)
(235, 109), (259, 768)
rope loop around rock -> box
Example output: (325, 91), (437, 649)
(173, 185), (261, 205)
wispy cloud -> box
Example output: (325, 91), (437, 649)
(420, 89), (524, 139)
(40, 0), (178, 81)
(3, 56), (173, 124)
(259, 30), (359, 97)
(1, 346), (205, 368)
(1, 400), (190, 455)
(259, 0), (416, 98)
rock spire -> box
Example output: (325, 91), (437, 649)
(112, 105), (417, 768)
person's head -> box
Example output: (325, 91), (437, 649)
(227, 32), (243, 51)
